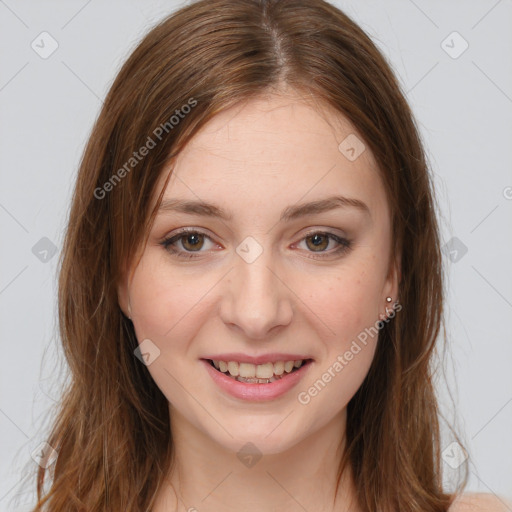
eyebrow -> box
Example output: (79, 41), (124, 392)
(157, 195), (371, 222)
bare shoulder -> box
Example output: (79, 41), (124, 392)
(449, 492), (512, 512)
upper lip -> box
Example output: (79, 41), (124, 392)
(202, 353), (313, 365)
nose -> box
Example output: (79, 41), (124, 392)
(219, 247), (293, 340)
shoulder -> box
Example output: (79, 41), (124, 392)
(449, 492), (512, 512)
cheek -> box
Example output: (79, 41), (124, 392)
(304, 264), (383, 345)
(297, 269), (382, 418)
(128, 254), (209, 340)
(127, 257), (212, 400)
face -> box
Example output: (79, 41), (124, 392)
(118, 90), (399, 455)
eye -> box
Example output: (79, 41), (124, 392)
(160, 228), (216, 259)
(159, 228), (352, 260)
(295, 231), (352, 260)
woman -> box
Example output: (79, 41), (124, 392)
(28, 0), (509, 510)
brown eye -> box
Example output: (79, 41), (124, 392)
(297, 231), (352, 260)
(160, 229), (215, 259)
(305, 233), (330, 252)
(180, 232), (205, 251)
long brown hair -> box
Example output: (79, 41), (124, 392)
(25, 0), (468, 510)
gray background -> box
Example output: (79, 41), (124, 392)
(1, 0), (511, 510)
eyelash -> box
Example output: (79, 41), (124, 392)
(159, 228), (352, 260)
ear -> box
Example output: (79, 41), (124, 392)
(117, 263), (132, 320)
(117, 282), (131, 319)
(384, 251), (401, 304)
(379, 254), (401, 322)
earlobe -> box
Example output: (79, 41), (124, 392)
(127, 296), (132, 319)
(387, 253), (401, 301)
(380, 255), (401, 321)
(117, 279), (132, 320)
(117, 256), (137, 320)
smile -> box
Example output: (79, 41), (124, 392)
(209, 359), (309, 383)
(201, 358), (314, 401)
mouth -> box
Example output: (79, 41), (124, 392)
(205, 358), (314, 384)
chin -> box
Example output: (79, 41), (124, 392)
(203, 414), (308, 456)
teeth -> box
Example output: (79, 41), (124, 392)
(256, 362), (274, 379)
(273, 361), (284, 375)
(236, 376), (272, 383)
(227, 361), (239, 376)
(211, 359), (306, 379)
(284, 361), (294, 373)
(239, 362), (256, 378)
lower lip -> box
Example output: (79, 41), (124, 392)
(201, 359), (313, 402)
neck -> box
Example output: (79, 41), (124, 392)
(152, 406), (359, 512)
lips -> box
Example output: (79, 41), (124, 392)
(201, 353), (313, 365)
(207, 358), (311, 382)
(201, 356), (314, 401)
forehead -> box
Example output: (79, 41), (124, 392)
(155, 92), (388, 221)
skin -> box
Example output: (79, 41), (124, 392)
(450, 493), (512, 512)
(118, 87), (401, 511)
